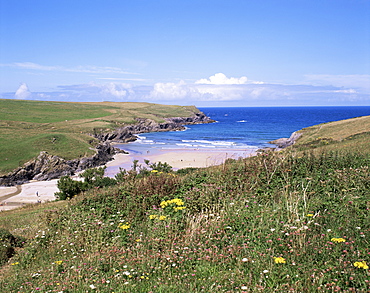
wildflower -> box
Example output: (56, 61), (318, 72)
(55, 261), (63, 265)
(10, 262), (19, 266)
(174, 206), (186, 211)
(119, 223), (130, 230)
(331, 237), (345, 243)
(160, 198), (184, 209)
(274, 257), (286, 264)
(159, 215), (167, 220)
(149, 215), (158, 220)
(241, 286), (248, 290)
(354, 261), (369, 269)
(89, 284), (96, 289)
(151, 170), (159, 173)
(241, 258), (248, 262)
(307, 214), (314, 217)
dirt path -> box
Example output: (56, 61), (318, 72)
(0, 185), (22, 202)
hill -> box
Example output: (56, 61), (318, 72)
(0, 114), (369, 292)
(0, 99), (209, 176)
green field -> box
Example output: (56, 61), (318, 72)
(0, 99), (201, 175)
(0, 115), (369, 292)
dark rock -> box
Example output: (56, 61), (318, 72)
(93, 113), (214, 143)
(270, 131), (302, 149)
(0, 143), (120, 186)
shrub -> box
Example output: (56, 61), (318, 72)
(0, 228), (25, 266)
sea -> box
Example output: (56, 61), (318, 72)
(115, 106), (370, 154)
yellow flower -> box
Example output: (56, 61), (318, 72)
(135, 239), (141, 242)
(160, 198), (185, 209)
(11, 262), (19, 266)
(307, 214), (314, 217)
(354, 261), (369, 269)
(151, 170), (158, 173)
(174, 206), (186, 211)
(331, 237), (345, 243)
(55, 260), (63, 265)
(149, 214), (157, 220)
(159, 215), (167, 220)
(273, 257), (286, 264)
(119, 223), (130, 230)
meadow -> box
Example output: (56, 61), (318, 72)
(0, 115), (369, 292)
(0, 99), (201, 175)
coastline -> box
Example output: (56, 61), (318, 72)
(0, 147), (256, 211)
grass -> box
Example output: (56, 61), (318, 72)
(0, 99), (201, 175)
(293, 115), (370, 154)
(0, 114), (369, 292)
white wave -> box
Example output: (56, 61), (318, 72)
(182, 139), (235, 146)
(237, 120), (248, 123)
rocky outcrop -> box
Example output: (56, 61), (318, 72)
(93, 113), (214, 143)
(270, 131), (302, 149)
(0, 111), (214, 186)
(0, 143), (125, 186)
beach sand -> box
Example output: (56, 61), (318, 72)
(0, 179), (59, 211)
(1, 148), (256, 211)
(104, 148), (256, 176)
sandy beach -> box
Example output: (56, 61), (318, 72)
(0, 148), (256, 211)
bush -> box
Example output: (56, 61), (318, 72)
(0, 228), (25, 266)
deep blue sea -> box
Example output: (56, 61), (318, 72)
(116, 106), (370, 154)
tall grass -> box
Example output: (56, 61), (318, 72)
(1, 150), (369, 292)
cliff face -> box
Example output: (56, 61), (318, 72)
(270, 131), (302, 149)
(0, 112), (214, 186)
(0, 143), (123, 186)
(93, 113), (214, 143)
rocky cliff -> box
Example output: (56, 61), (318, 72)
(0, 112), (214, 186)
(270, 131), (302, 149)
(93, 113), (214, 143)
(0, 143), (125, 186)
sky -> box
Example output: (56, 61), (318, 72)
(1, 0), (370, 107)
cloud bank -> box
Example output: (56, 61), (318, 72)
(4, 72), (370, 106)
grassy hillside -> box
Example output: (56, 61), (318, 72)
(0, 99), (201, 175)
(0, 115), (369, 292)
(293, 115), (370, 154)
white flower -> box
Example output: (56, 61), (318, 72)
(89, 284), (96, 289)
(327, 229), (332, 232)
(242, 258), (248, 262)
(270, 228), (276, 232)
(263, 270), (269, 274)
(241, 286), (248, 290)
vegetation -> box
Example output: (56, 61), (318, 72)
(0, 99), (201, 175)
(0, 115), (369, 292)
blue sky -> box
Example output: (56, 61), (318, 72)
(1, 0), (369, 106)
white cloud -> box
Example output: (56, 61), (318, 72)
(100, 82), (132, 98)
(14, 83), (32, 99)
(195, 73), (248, 85)
(149, 80), (201, 100)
